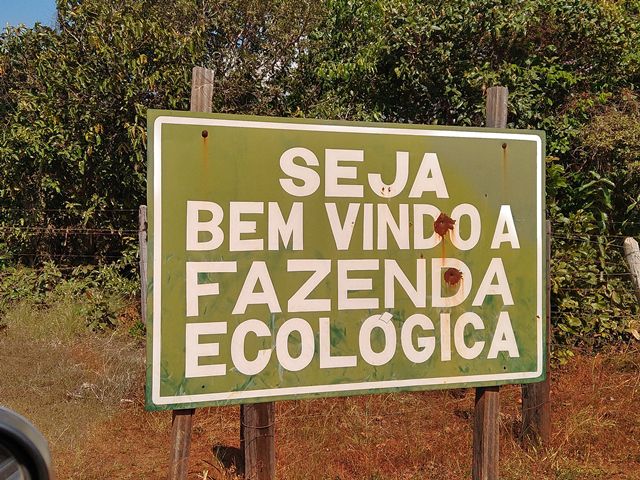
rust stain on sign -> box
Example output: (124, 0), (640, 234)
(444, 267), (463, 287)
(434, 212), (455, 264)
(434, 212), (455, 237)
(201, 130), (209, 168)
(502, 142), (508, 170)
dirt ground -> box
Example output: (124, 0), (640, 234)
(1, 322), (639, 479)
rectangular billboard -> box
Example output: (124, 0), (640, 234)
(146, 110), (545, 410)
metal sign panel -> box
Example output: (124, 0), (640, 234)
(146, 110), (545, 410)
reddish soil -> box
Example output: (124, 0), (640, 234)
(51, 346), (640, 479)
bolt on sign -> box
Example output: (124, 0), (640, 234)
(145, 110), (545, 410)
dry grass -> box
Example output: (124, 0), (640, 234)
(1, 299), (639, 479)
(0, 299), (145, 478)
(2, 298), (87, 342)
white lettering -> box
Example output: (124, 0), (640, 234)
(472, 258), (514, 306)
(409, 153), (449, 198)
(377, 204), (410, 250)
(186, 261), (237, 317)
(268, 202), (303, 250)
(359, 312), (396, 366)
(338, 259), (379, 310)
(368, 151), (409, 197)
(325, 149), (364, 197)
(325, 203), (360, 250)
(229, 202), (263, 252)
(401, 314), (435, 363)
(276, 318), (315, 371)
(233, 261), (281, 314)
(287, 259), (331, 312)
(384, 259), (426, 308)
(454, 312), (485, 360)
(279, 147), (320, 196)
(450, 203), (481, 250)
(185, 322), (227, 377)
(487, 311), (520, 358)
(491, 205), (520, 249)
(186, 201), (224, 251)
(431, 258), (472, 308)
(319, 317), (357, 368)
(231, 319), (272, 375)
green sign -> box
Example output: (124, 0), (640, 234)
(146, 110), (545, 410)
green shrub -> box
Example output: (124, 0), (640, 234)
(0, 261), (138, 332)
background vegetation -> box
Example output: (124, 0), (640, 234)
(0, 0), (639, 351)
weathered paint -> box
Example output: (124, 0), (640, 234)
(145, 110), (546, 411)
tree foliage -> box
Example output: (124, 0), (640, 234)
(0, 0), (204, 261)
(201, 0), (323, 114)
(0, 0), (320, 262)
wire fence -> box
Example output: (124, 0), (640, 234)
(0, 213), (637, 261)
(0, 209), (638, 304)
(0, 207), (139, 267)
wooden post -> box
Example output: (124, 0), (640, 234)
(167, 65), (215, 480)
(138, 205), (148, 324)
(623, 237), (640, 302)
(473, 385), (500, 480)
(241, 403), (276, 480)
(485, 86), (508, 129)
(169, 409), (195, 480)
(522, 221), (552, 446)
(472, 85), (507, 480)
(190, 66), (214, 113)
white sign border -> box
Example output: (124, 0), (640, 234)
(151, 115), (544, 406)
